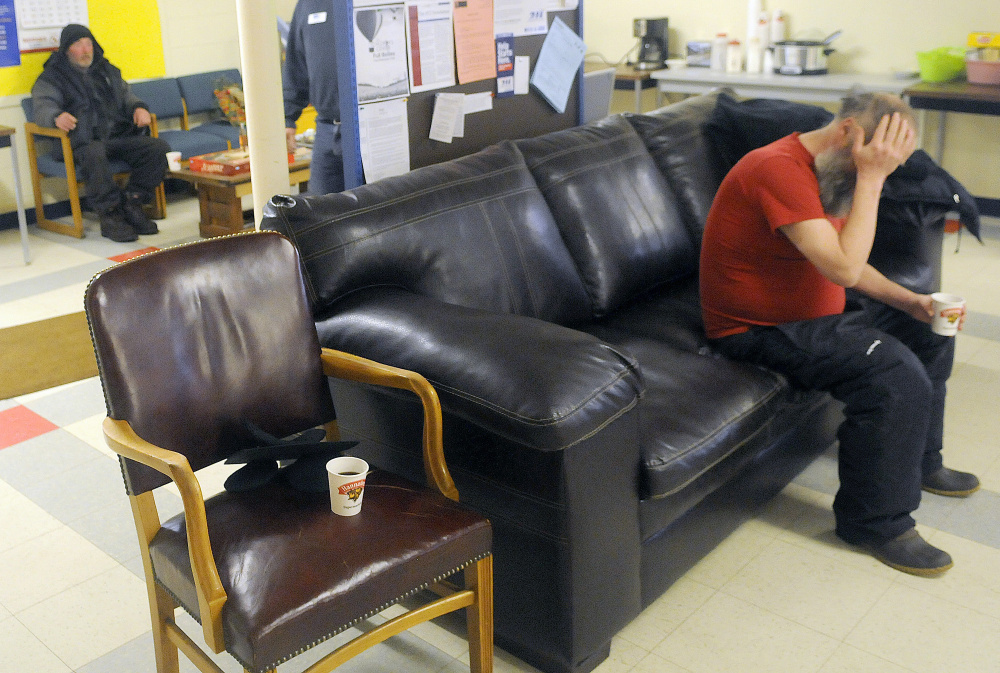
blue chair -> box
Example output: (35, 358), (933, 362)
(21, 97), (167, 239)
(129, 78), (229, 160)
(177, 69), (244, 149)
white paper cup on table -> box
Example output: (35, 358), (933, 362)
(930, 292), (965, 336)
(326, 456), (370, 516)
(166, 151), (182, 171)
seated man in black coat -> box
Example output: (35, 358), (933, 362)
(30, 24), (169, 242)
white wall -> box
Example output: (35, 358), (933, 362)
(1, 0), (998, 220)
(584, 0), (1000, 198)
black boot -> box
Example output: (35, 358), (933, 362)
(99, 207), (137, 242)
(122, 191), (158, 235)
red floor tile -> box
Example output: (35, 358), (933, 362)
(0, 405), (59, 449)
(108, 247), (159, 263)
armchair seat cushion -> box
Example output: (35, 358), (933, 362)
(157, 128), (229, 159)
(34, 152), (130, 178)
(148, 469), (491, 673)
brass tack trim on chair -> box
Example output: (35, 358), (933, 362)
(244, 553), (492, 673)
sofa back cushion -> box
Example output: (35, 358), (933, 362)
(626, 91), (729, 243)
(516, 115), (697, 319)
(262, 141), (592, 325)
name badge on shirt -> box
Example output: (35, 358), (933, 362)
(307, 11), (327, 24)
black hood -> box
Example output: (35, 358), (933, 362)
(57, 23), (105, 60)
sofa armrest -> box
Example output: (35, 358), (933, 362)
(316, 287), (643, 451)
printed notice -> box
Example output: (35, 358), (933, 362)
(529, 16), (585, 113)
(0, 0), (19, 66)
(358, 98), (411, 182)
(355, 3), (411, 103)
(494, 0), (546, 38)
(406, 0), (455, 93)
(453, 0), (496, 84)
(496, 36), (514, 97)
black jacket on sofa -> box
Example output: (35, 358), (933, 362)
(261, 91), (949, 673)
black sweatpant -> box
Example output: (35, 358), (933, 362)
(73, 134), (170, 213)
(713, 293), (955, 546)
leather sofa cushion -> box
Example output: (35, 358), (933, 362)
(573, 328), (788, 499)
(626, 92), (728, 242)
(516, 115), (697, 319)
(262, 141), (592, 326)
(316, 287), (644, 451)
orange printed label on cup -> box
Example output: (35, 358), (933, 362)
(940, 308), (962, 325)
(338, 479), (366, 501)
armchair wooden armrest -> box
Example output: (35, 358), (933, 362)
(100, 350), (459, 653)
(102, 417), (228, 653)
(321, 347), (459, 502)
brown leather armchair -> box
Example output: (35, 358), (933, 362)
(84, 231), (493, 673)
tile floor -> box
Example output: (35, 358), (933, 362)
(1, 199), (999, 673)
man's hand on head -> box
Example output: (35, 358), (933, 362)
(851, 112), (917, 182)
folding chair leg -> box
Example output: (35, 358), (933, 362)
(465, 556), (494, 673)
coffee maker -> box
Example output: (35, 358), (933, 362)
(634, 18), (668, 70)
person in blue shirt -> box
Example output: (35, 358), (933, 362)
(283, 0), (343, 196)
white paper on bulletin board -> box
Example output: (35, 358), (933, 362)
(16, 0), (89, 53)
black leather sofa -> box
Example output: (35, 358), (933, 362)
(261, 90), (959, 673)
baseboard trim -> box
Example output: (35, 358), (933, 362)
(0, 200), (73, 230)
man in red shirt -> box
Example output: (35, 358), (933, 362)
(700, 92), (979, 576)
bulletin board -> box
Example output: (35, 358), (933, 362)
(333, 0), (584, 188)
(406, 9), (581, 170)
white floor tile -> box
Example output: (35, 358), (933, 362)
(618, 577), (715, 650)
(719, 537), (894, 640)
(16, 565), (151, 670)
(817, 643), (915, 673)
(894, 529), (1000, 621)
(0, 615), (72, 673)
(0, 525), (118, 613)
(845, 582), (1000, 673)
(0, 480), (61, 553)
(653, 591), (839, 673)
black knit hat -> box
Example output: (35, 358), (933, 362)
(59, 24), (95, 52)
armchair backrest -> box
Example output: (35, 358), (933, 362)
(85, 232), (336, 494)
(177, 69), (242, 116)
(129, 78), (186, 122)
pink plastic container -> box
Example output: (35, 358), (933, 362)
(966, 58), (1000, 85)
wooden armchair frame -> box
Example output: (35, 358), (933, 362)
(102, 347), (492, 673)
(22, 115), (167, 239)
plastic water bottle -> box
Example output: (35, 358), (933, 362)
(711, 33), (729, 71)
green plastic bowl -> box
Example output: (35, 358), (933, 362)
(917, 47), (966, 83)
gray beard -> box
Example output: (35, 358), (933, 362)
(815, 148), (857, 217)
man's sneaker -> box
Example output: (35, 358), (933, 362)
(922, 467), (981, 497)
(122, 192), (158, 235)
(99, 208), (137, 242)
(866, 529), (953, 577)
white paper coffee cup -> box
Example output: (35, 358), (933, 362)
(166, 151), (182, 171)
(930, 292), (965, 336)
(326, 456), (369, 516)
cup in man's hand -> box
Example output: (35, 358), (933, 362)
(930, 292), (965, 336)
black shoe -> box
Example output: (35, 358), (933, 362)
(922, 467), (981, 497)
(99, 208), (137, 242)
(865, 529), (953, 577)
(122, 192), (158, 235)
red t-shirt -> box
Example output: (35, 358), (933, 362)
(700, 133), (846, 339)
